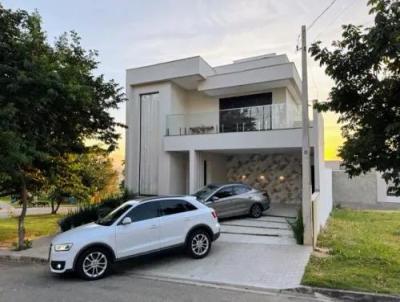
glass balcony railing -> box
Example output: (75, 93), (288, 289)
(166, 103), (303, 136)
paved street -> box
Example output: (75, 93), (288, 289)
(0, 261), (335, 302)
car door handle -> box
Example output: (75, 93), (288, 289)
(184, 217), (192, 221)
(149, 224), (158, 229)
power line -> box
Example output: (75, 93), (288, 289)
(308, 0), (338, 31)
(296, 0), (338, 51)
(311, 0), (364, 43)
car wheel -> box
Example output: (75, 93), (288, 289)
(76, 247), (111, 280)
(250, 203), (263, 218)
(186, 229), (211, 259)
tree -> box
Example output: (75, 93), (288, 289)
(45, 149), (119, 214)
(310, 0), (400, 195)
(0, 6), (124, 249)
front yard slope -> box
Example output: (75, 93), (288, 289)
(302, 208), (400, 295)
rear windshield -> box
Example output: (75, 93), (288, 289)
(193, 184), (218, 201)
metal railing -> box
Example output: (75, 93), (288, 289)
(166, 103), (302, 136)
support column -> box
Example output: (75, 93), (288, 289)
(301, 25), (313, 246)
(189, 150), (198, 194)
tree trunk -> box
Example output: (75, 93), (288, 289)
(51, 198), (61, 214)
(51, 199), (55, 214)
(17, 181), (28, 250)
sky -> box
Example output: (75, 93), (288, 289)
(3, 0), (374, 164)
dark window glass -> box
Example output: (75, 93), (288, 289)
(160, 199), (197, 216)
(194, 184), (218, 200)
(219, 93), (272, 133)
(219, 93), (272, 110)
(126, 202), (159, 222)
(233, 185), (251, 195)
(214, 186), (233, 199)
(97, 204), (132, 226)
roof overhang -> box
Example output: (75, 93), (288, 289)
(126, 56), (214, 89)
(198, 63), (301, 99)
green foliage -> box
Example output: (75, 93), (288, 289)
(0, 4), (125, 248)
(302, 208), (400, 294)
(59, 192), (136, 232)
(288, 209), (304, 245)
(44, 147), (119, 213)
(0, 214), (63, 247)
(309, 0), (400, 195)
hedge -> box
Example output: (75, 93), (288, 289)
(59, 192), (137, 232)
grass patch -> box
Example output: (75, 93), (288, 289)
(302, 208), (400, 295)
(0, 214), (63, 247)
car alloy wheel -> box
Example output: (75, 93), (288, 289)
(82, 251), (108, 279)
(191, 233), (209, 256)
(76, 247), (111, 280)
(250, 204), (263, 218)
(187, 229), (211, 259)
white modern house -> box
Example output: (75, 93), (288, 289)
(125, 53), (330, 218)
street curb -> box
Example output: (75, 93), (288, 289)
(0, 253), (48, 264)
(286, 286), (400, 302)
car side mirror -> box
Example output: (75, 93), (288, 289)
(121, 217), (132, 225)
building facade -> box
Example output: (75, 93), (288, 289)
(125, 53), (325, 205)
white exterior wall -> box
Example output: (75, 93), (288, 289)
(125, 82), (175, 195)
(169, 152), (188, 194)
(125, 54), (325, 200)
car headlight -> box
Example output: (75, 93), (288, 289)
(54, 243), (73, 252)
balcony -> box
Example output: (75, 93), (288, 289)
(166, 103), (302, 136)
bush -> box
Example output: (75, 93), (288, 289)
(288, 209), (304, 245)
(59, 191), (137, 232)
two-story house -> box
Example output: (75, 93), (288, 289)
(125, 53), (325, 207)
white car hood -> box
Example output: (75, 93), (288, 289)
(52, 222), (109, 244)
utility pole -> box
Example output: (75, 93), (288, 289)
(301, 25), (313, 245)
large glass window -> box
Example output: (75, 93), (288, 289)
(219, 93), (272, 133)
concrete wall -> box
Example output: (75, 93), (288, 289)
(332, 171), (377, 205)
(226, 153), (302, 204)
(331, 170), (400, 208)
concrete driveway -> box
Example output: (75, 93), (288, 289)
(117, 203), (312, 290)
(1, 203), (312, 290)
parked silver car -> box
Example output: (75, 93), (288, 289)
(193, 183), (270, 219)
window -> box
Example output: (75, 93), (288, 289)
(193, 184), (218, 201)
(97, 204), (132, 226)
(219, 93), (272, 133)
(126, 202), (159, 222)
(233, 185), (251, 195)
(214, 186), (233, 199)
(159, 199), (197, 216)
(219, 93), (272, 110)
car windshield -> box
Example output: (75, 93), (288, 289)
(96, 204), (132, 226)
(193, 184), (218, 201)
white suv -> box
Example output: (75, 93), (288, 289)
(49, 196), (220, 280)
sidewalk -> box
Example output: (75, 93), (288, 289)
(0, 236), (51, 263)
